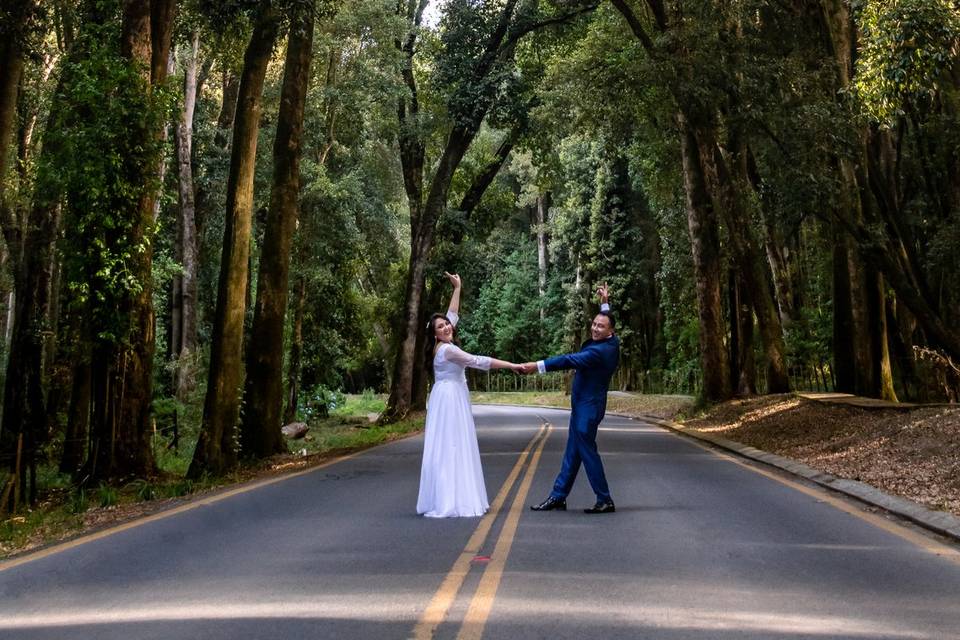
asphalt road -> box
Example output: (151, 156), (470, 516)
(2, 405), (960, 639)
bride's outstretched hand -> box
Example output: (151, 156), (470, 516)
(444, 271), (461, 289)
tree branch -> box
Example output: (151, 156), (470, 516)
(500, 3), (600, 52)
(457, 131), (518, 217)
(610, 0), (656, 53)
(644, 0), (667, 31)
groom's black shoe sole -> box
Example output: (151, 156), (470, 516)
(584, 501), (616, 514)
(530, 497), (567, 511)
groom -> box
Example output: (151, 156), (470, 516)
(519, 284), (619, 514)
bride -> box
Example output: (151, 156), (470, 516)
(417, 272), (520, 518)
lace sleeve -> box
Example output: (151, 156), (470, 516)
(441, 344), (492, 371)
(446, 309), (459, 327)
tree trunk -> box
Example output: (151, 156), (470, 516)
(0, 0), (35, 195)
(381, 0), (565, 422)
(194, 66), (239, 236)
(759, 209), (798, 329)
(189, 6), (282, 478)
(283, 275), (307, 425)
(215, 68), (240, 147)
(60, 356), (91, 475)
(729, 269), (757, 395)
(819, 0), (960, 375)
(0, 202), (59, 508)
(84, 0), (176, 482)
(832, 230), (857, 393)
(536, 192), (549, 321)
(677, 113), (730, 402)
(848, 243), (877, 396)
(383, 127), (479, 421)
(873, 274), (898, 402)
(699, 135), (790, 394)
(241, 0), (315, 459)
(173, 31), (200, 399)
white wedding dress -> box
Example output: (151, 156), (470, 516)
(417, 310), (491, 518)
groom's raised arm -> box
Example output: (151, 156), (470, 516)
(597, 282), (611, 313)
(519, 282), (612, 375)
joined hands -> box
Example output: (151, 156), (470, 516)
(513, 362), (537, 375)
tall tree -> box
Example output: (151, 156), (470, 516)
(382, 0), (598, 421)
(241, 0), (316, 459)
(609, 0), (733, 400)
(189, 3), (282, 477)
(171, 30), (202, 400)
(84, 0), (177, 481)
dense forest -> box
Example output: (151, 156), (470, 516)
(1, 0), (959, 511)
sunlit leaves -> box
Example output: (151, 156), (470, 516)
(48, 17), (172, 343)
(854, 0), (960, 124)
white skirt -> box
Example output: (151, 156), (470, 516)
(416, 379), (489, 517)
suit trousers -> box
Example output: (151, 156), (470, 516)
(550, 404), (611, 502)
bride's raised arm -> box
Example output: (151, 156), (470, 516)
(445, 271), (462, 325)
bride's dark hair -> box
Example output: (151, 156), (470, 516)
(424, 313), (458, 379)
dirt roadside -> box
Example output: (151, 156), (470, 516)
(675, 394), (960, 518)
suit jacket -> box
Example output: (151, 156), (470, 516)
(543, 335), (620, 419)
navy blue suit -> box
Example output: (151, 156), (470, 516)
(543, 334), (620, 502)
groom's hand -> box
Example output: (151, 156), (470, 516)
(518, 362), (537, 375)
(596, 282), (609, 304)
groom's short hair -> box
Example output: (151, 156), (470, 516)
(597, 311), (615, 329)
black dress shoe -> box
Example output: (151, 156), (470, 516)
(584, 501), (616, 514)
(530, 496), (567, 511)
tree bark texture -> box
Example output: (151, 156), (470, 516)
(728, 269), (757, 396)
(283, 275), (307, 425)
(173, 30), (200, 399)
(819, 0), (960, 372)
(190, 6), (281, 478)
(0, 0), (35, 195)
(241, 0), (315, 459)
(536, 192), (549, 320)
(832, 229), (857, 393)
(0, 200), (59, 507)
(83, 0), (176, 482)
(60, 356), (91, 475)
(215, 68), (240, 146)
(678, 113), (731, 402)
(697, 133), (790, 394)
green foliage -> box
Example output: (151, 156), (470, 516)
(68, 488), (89, 514)
(95, 483), (118, 508)
(854, 0), (960, 124)
(49, 16), (173, 344)
(331, 389), (386, 417)
(126, 479), (157, 502)
(462, 234), (555, 362)
(434, 0), (516, 130)
(299, 385), (346, 421)
(165, 478), (196, 498)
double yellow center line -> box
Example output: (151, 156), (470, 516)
(412, 421), (552, 640)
